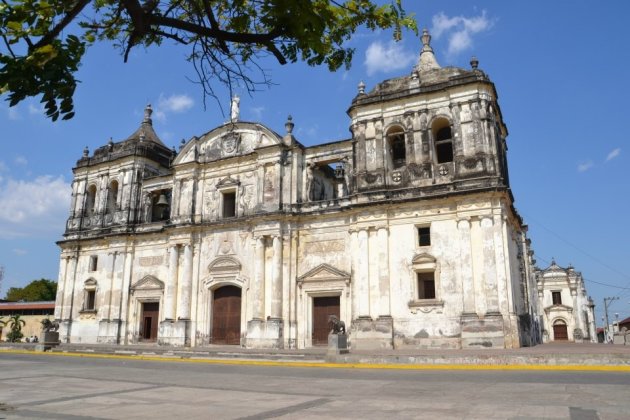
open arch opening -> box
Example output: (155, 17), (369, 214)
(432, 119), (453, 164)
(386, 126), (406, 169)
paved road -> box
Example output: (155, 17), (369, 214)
(0, 353), (629, 419)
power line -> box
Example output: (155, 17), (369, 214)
(524, 213), (630, 283)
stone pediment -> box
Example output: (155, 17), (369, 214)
(173, 122), (284, 166)
(298, 264), (350, 284)
(216, 176), (240, 189)
(131, 276), (164, 291)
(412, 253), (436, 265)
(544, 304), (573, 314)
(208, 256), (241, 274)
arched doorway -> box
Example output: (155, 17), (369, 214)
(553, 320), (568, 341)
(212, 285), (241, 345)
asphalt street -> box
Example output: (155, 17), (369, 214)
(0, 353), (629, 419)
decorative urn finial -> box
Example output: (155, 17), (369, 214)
(143, 104), (153, 125)
(470, 56), (479, 70)
(358, 80), (366, 95)
(285, 115), (294, 135)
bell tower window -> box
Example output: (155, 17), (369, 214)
(86, 184), (97, 214)
(432, 119), (454, 164)
(106, 180), (118, 214)
(387, 126), (406, 169)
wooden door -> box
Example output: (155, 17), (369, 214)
(141, 302), (159, 341)
(212, 286), (242, 345)
(553, 323), (568, 341)
(312, 296), (340, 346)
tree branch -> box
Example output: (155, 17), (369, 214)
(31, 0), (91, 51)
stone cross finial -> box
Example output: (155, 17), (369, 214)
(144, 104), (153, 125)
(230, 95), (240, 122)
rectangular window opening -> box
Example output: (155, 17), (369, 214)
(89, 255), (98, 272)
(436, 142), (453, 164)
(418, 227), (431, 247)
(417, 272), (436, 300)
(86, 290), (96, 310)
(552, 291), (562, 305)
(222, 191), (236, 218)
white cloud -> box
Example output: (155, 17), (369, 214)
(28, 103), (44, 115)
(12, 248), (27, 256)
(249, 106), (265, 121)
(0, 175), (71, 238)
(606, 148), (621, 162)
(154, 93), (194, 123)
(7, 106), (21, 120)
(14, 156), (28, 166)
(577, 161), (594, 172)
(431, 11), (493, 56)
(364, 41), (416, 76)
(0, 161), (8, 172)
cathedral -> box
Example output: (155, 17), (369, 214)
(55, 30), (542, 349)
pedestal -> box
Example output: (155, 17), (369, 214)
(245, 318), (284, 348)
(350, 316), (393, 350)
(327, 333), (349, 355)
(460, 312), (505, 349)
(158, 319), (191, 347)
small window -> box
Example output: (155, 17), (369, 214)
(417, 272), (436, 299)
(222, 191), (236, 218)
(418, 227), (431, 247)
(89, 255), (98, 272)
(552, 291), (562, 305)
(85, 290), (96, 310)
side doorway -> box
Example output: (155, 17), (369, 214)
(312, 296), (340, 346)
(140, 302), (159, 341)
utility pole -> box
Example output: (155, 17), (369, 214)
(603, 297), (619, 343)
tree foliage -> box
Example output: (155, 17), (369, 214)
(0, 0), (417, 120)
(5, 278), (57, 302)
(6, 314), (25, 342)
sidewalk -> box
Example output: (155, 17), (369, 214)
(1, 341), (629, 368)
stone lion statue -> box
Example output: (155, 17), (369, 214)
(41, 319), (59, 332)
(328, 315), (346, 335)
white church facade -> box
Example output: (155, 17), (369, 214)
(55, 30), (542, 349)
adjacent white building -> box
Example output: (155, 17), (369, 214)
(55, 30), (542, 349)
(535, 260), (596, 342)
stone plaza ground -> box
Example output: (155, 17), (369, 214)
(1, 343), (629, 419)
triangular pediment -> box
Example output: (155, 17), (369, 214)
(544, 304), (573, 314)
(412, 253), (436, 265)
(298, 263), (350, 283)
(216, 176), (240, 189)
(131, 275), (164, 290)
(208, 256), (241, 273)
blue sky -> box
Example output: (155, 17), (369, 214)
(1, 2), (629, 326)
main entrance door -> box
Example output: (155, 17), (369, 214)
(140, 302), (159, 341)
(312, 296), (340, 346)
(212, 286), (241, 345)
(553, 322), (568, 341)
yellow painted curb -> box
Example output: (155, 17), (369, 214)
(1, 348), (629, 372)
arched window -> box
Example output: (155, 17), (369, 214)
(106, 180), (118, 214)
(432, 119), (453, 164)
(85, 184), (97, 214)
(386, 126), (406, 169)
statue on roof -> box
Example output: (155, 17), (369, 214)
(230, 95), (240, 122)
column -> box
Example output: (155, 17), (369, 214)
(457, 219), (475, 313)
(63, 256), (77, 319)
(350, 230), (359, 320)
(54, 257), (68, 320)
(470, 218), (488, 315)
(177, 244), (193, 319)
(270, 236), (283, 319)
(377, 227), (391, 317)
(481, 216), (499, 312)
(165, 245), (179, 320)
(252, 236), (265, 320)
(106, 252), (117, 319)
(357, 228), (370, 318)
